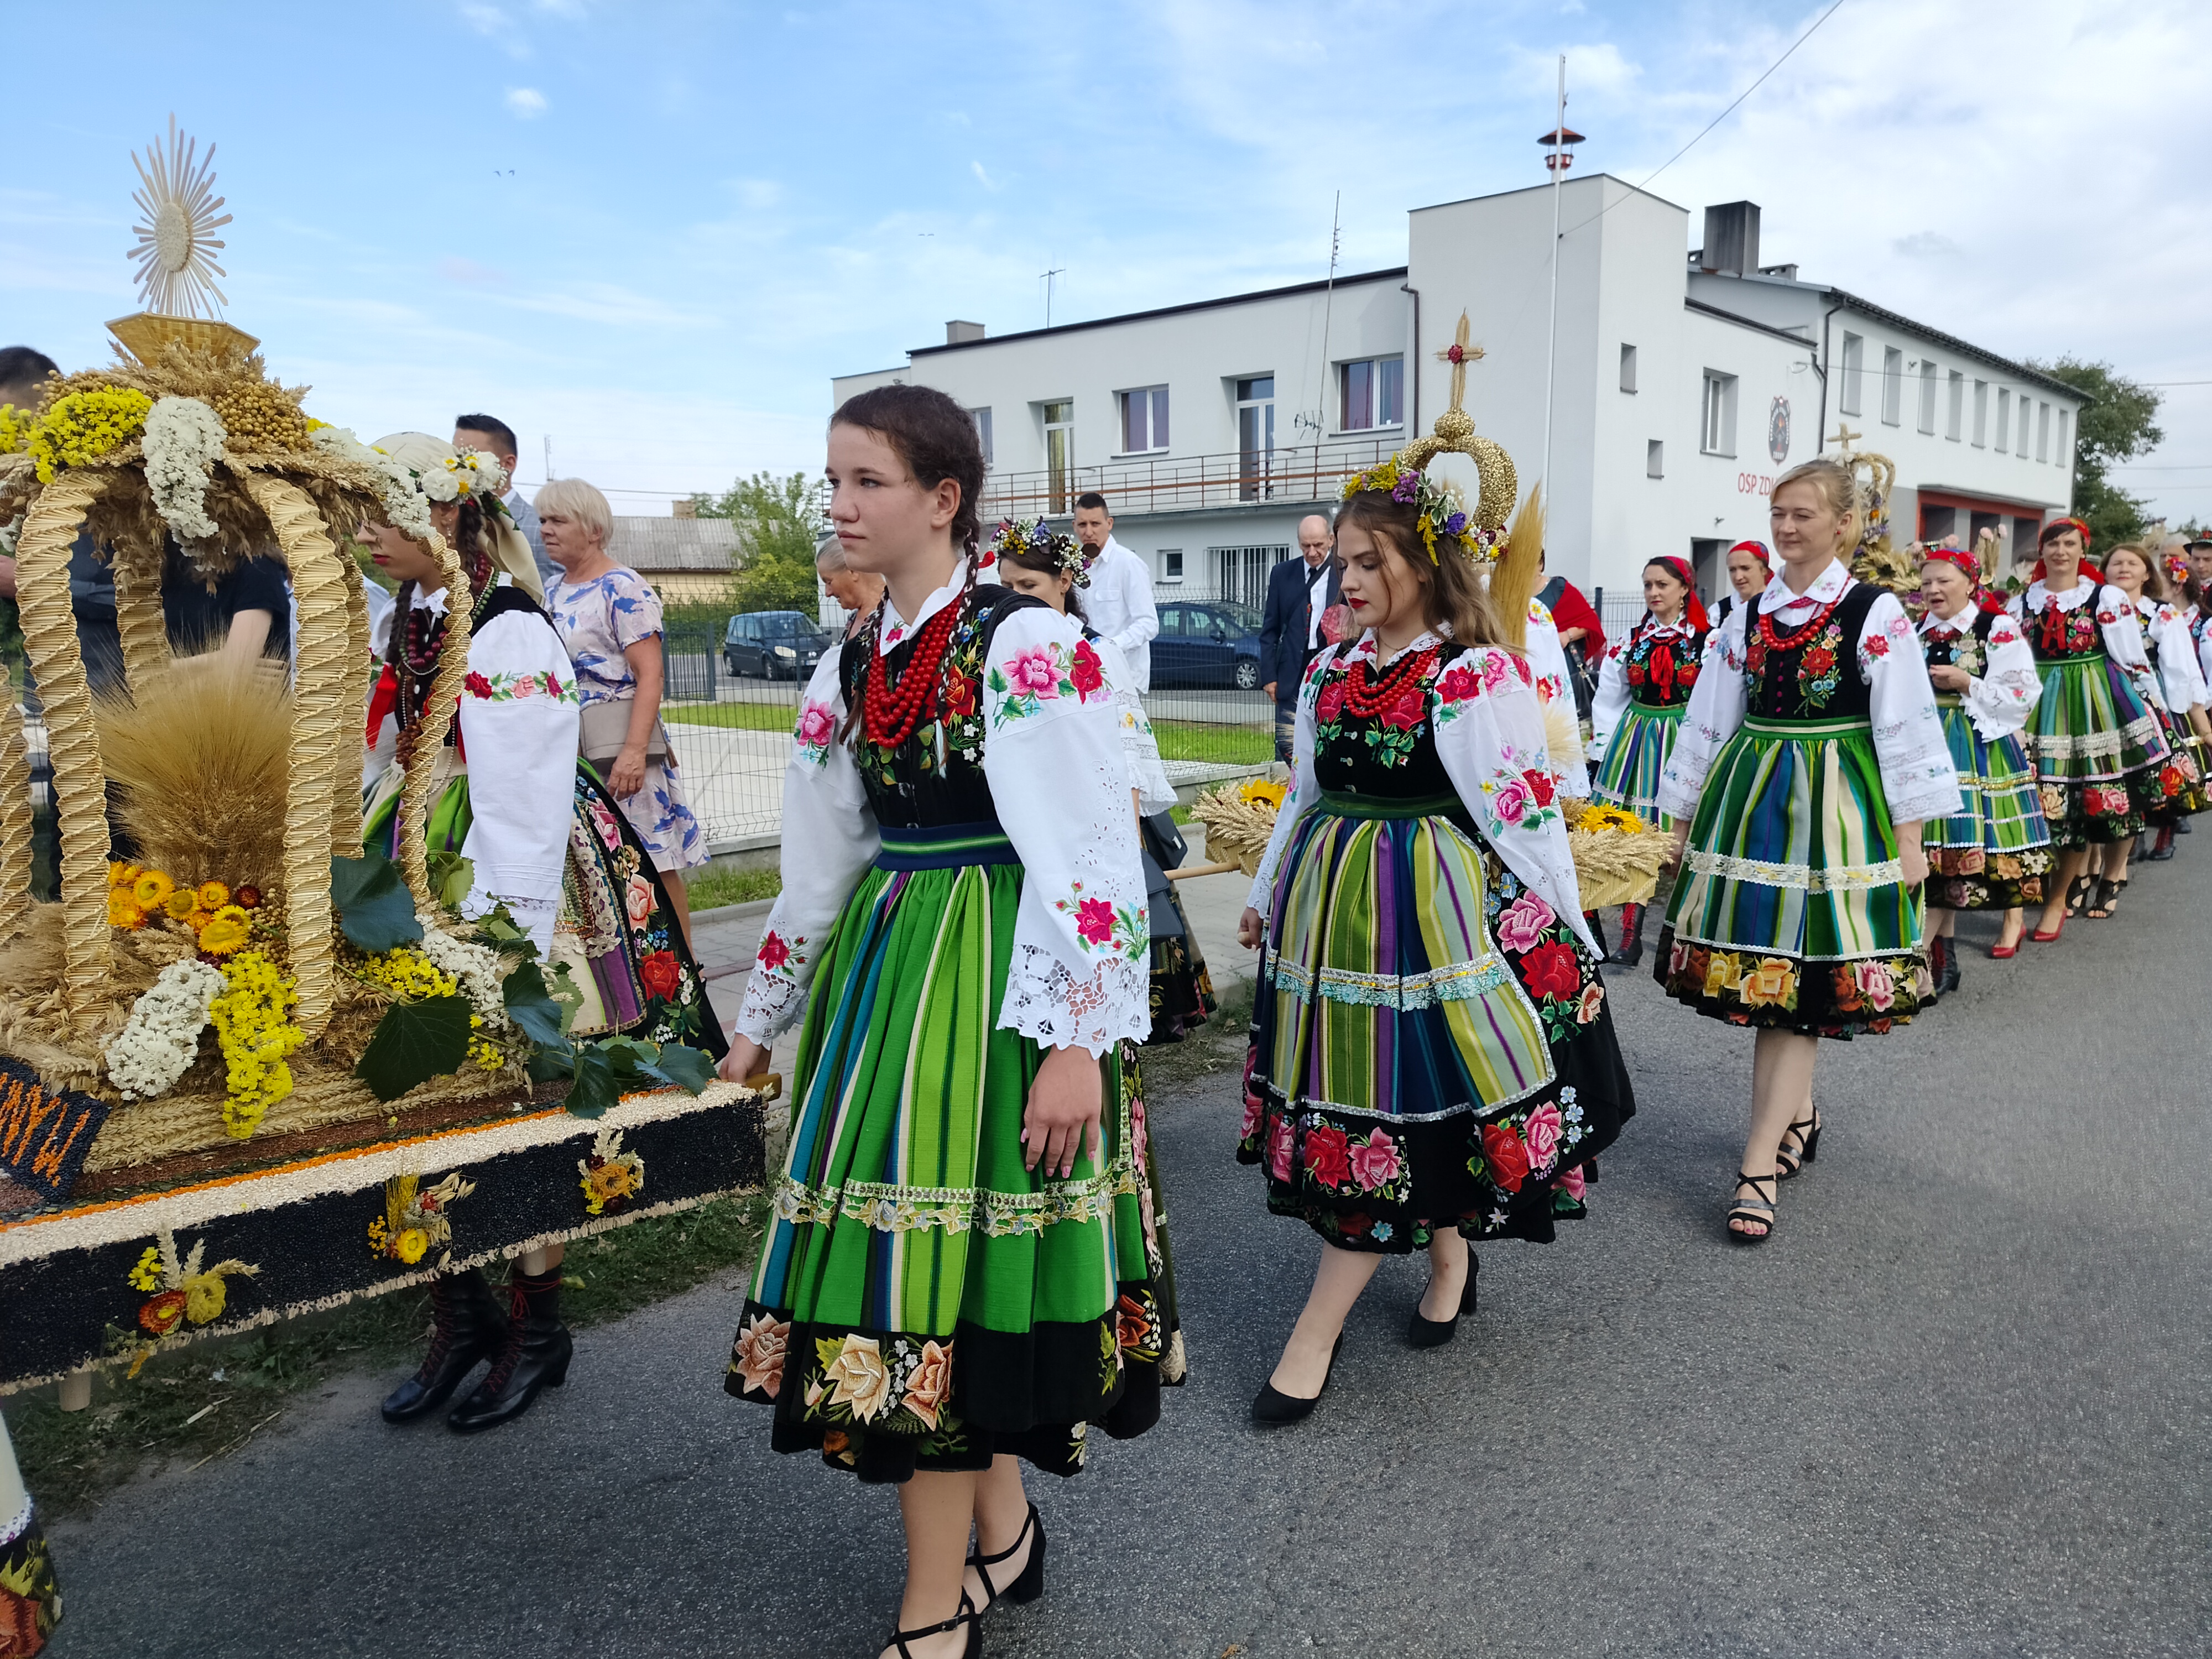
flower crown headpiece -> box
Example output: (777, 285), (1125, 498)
(988, 516), (1092, 586)
(1337, 312), (1516, 565)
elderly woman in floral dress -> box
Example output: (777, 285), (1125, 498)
(539, 478), (708, 945)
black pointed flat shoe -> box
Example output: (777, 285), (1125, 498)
(1251, 1333), (1343, 1426)
(1406, 1246), (1478, 1348)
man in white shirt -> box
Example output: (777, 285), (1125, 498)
(1072, 492), (1159, 691)
(455, 413), (560, 595)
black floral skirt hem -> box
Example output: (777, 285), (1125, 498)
(1655, 928), (1928, 1038)
(726, 1290), (1173, 1485)
(1924, 846), (2053, 912)
(1, 1504), (62, 1653)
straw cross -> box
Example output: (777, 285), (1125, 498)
(1829, 421), (1861, 455)
(1435, 312), (1485, 413)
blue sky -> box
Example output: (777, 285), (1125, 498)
(5, 1), (2208, 519)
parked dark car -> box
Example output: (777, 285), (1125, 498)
(724, 611), (831, 680)
(1151, 600), (1265, 690)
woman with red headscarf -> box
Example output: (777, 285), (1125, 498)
(1917, 546), (2051, 977)
(1589, 556), (1709, 966)
(2010, 518), (2171, 937)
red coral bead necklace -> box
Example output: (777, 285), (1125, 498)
(863, 599), (962, 747)
(1340, 644), (1438, 716)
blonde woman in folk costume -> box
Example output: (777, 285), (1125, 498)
(1916, 545), (2051, 978)
(1234, 432), (1634, 1424)
(1656, 458), (1958, 1244)
(2098, 542), (2210, 866)
(718, 387), (1173, 1659)
(2010, 519), (2171, 935)
(1588, 555), (1710, 968)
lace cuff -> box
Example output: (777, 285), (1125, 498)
(735, 966), (805, 1047)
(998, 943), (1148, 1055)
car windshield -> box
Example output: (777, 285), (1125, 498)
(757, 615), (827, 644)
(1198, 603), (1261, 635)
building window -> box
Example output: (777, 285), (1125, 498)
(2018, 396), (2032, 458)
(1945, 371), (1964, 441)
(1700, 371), (1738, 457)
(1339, 357), (1404, 431)
(1159, 547), (1183, 583)
(1236, 377), (1275, 502)
(1918, 361), (1938, 434)
(1881, 346), (1904, 426)
(1647, 439), (1665, 479)
(2057, 408), (2072, 468)
(1620, 343), (1639, 394)
(1043, 399), (1074, 513)
(1995, 388), (2010, 453)
(1971, 379), (1987, 447)
(970, 406), (993, 466)
(1118, 387), (1169, 454)
(2036, 401), (2051, 462)
(1838, 332), (1864, 415)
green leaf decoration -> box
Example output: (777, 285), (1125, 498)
(502, 960), (571, 1051)
(355, 995), (473, 1103)
(426, 849), (476, 911)
(564, 1047), (620, 1119)
(330, 853), (423, 953)
(545, 961), (585, 1032)
(644, 1042), (717, 1095)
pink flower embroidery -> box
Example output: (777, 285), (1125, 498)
(1558, 1165), (1587, 1201)
(1489, 773), (1533, 826)
(1479, 651), (1520, 693)
(625, 873), (656, 927)
(1575, 980), (1606, 1025)
(1267, 1113), (1295, 1183)
(732, 1313), (789, 1398)
(1495, 891), (1556, 953)
(512, 674), (540, 697)
(1521, 1102), (1564, 1176)
(901, 1339), (953, 1430)
(1852, 959), (1895, 1011)
(1005, 646), (1061, 697)
(1346, 1127), (1402, 1193)
(796, 701), (836, 749)
(1074, 896), (1115, 947)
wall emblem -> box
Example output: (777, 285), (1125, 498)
(1768, 397), (1791, 465)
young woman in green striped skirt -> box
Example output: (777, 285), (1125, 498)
(1588, 555), (1710, 967)
(1656, 460), (1960, 1244)
(2101, 543), (2211, 866)
(719, 387), (1167, 1659)
(1915, 546), (2052, 974)
(1234, 465), (1634, 1423)
(2011, 519), (2173, 936)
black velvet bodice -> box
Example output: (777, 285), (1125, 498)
(1740, 581), (1882, 721)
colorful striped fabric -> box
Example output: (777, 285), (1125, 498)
(1592, 701), (1686, 828)
(2023, 655), (2172, 845)
(1923, 698), (2054, 910)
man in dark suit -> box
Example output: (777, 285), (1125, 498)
(1258, 513), (1342, 760)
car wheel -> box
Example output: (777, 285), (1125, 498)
(1233, 660), (1260, 691)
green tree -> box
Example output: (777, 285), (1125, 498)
(693, 470), (826, 616)
(2026, 357), (2164, 551)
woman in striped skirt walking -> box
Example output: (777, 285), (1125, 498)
(1655, 458), (1960, 1244)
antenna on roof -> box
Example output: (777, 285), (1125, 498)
(1295, 191), (1342, 451)
(1041, 262), (1067, 328)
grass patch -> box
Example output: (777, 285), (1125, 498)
(5, 1193), (766, 1515)
(687, 865), (782, 909)
(665, 701), (796, 734)
(1149, 719), (1274, 767)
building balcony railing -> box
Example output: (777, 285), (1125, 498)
(978, 437), (1401, 521)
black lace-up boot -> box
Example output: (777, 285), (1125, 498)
(382, 1269), (508, 1425)
(446, 1269), (573, 1433)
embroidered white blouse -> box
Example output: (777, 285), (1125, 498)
(735, 561), (1150, 1056)
(2007, 578), (2155, 674)
(363, 579), (582, 952)
(1524, 597), (1590, 798)
(2130, 594), (2210, 714)
(1246, 629), (1598, 958)
(1658, 559), (1960, 826)
(1094, 633), (1177, 813)
(1917, 604), (2042, 741)
(1589, 615), (1702, 754)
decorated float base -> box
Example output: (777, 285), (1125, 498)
(0, 1077), (772, 1392)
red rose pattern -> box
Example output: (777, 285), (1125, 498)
(757, 930), (790, 972)
(1075, 897), (1116, 947)
(1303, 1123), (1353, 1188)
(639, 950), (682, 1001)
(1435, 665), (1479, 704)
(1069, 639), (1105, 698)
(1315, 679), (1347, 726)
(1380, 687), (1425, 731)
(1520, 940), (1581, 1000)
(1527, 769), (1556, 807)
(1481, 1122), (1531, 1192)
(942, 673), (978, 719)
(464, 671), (494, 699)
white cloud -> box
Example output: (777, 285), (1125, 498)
(505, 86), (548, 118)
(1892, 231), (1963, 260)
(459, 2), (509, 33)
(972, 160), (1001, 191)
(731, 179), (781, 211)
(531, 0), (586, 16)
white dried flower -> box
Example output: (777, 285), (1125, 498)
(106, 958), (227, 1100)
(312, 424), (435, 541)
(142, 396), (227, 544)
(416, 916), (512, 1034)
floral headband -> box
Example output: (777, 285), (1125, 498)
(989, 517), (1091, 586)
(1340, 457), (1503, 565)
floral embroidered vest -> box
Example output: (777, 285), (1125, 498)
(1621, 619), (1707, 709)
(1741, 581), (1881, 722)
(1921, 607), (1997, 687)
(2022, 587), (2109, 663)
(1308, 641), (1510, 837)
(836, 584), (1044, 830)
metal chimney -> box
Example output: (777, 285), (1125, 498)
(1699, 202), (1760, 275)
(945, 320), (987, 344)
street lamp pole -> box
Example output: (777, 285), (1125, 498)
(1541, 55), (1566, 493)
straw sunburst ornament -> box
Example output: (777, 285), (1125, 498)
(128, 115), (232, 319)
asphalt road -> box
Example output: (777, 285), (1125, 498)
(40, 854), (2212, 1657)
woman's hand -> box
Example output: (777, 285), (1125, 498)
(608, 742), (648, 800)
(718, 1034), (765, 1084)
(1895, 821), (1928, 888)
(1927, 664), (1971, 692)
(1237, 906), (1265, 950)
(1022, 1044), (1103, 1178)
(1668, 826), (1691, 869)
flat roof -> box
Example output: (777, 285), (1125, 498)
(908, 266), (1408, 358)
(1411, 170), (1689, 219)
(1822, 286), (2085, 403)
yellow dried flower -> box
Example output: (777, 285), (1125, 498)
(127, 1245), (163, 1291)
(166, 889), (201, 922)
(108, 889), (148, 930)
(26, 387), (152, 483)
(133, 869), (176, 909)
(182, 1274), (228, 1324)
(109, 860), (143, 889)
(197, 905), (253, 957)
(394, 1228), (429, 1265)
(196, 880), (231, 910)
(209, 950), (304, 1139)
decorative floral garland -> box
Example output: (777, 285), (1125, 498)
(359, 938), (508, 1070)
(24, 387), (153, 483)
(368, 1171), (473, 1265)
(105, 958), (227, 1100)
(1341, 453), (1492, 565)
(107, 863), (262, 956)
(125, 1227), (259, 1336)
(209, 950), (304, 1139)
(142, 394), (228, 543)
(578, 1125), (645, 1216)
(989, 516), (1092, 585)
(306, 423), (434, 540)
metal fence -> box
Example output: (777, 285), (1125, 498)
(659, 606), (1280, 853)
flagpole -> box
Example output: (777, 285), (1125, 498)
(1541, 54), (1566, 492)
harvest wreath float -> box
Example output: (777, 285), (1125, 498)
(0, 120), (763, 1391)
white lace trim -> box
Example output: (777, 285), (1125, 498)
(735, 969), (805, 1046)
(999, 943), (1148, 1054)
(1684, 848), (1906, 892)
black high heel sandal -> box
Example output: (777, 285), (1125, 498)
(1725, 1171), (1778, 1245)
(1251, 1333), (1343, 1425)
(2064, 873), (2095, 917)
(1406, 1245), (1478, 1348)
(1773, 1109), (1822, 1182)
(966, 1503), (1045, 1612)
(2086, 875), (2126, 919)
(888, 1592), (981, 1659)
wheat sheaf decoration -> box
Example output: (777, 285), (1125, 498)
(128, 114), (232, 320)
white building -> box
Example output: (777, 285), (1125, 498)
(834, 177), (2085, 612)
